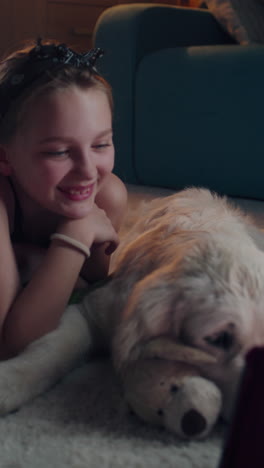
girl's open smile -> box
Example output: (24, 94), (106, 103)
(58, 183), (95, 201)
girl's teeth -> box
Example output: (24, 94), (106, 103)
(68, 188), (90, 195)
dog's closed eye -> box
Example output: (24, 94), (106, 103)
(204, 330), (234, 351)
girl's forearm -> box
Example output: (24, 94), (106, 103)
(0, 243), (86, 358)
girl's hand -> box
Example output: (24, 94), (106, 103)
(56, 205), (120, 255)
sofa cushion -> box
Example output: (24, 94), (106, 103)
(205, 0), (264, 44)
(134, 46), (264, 198)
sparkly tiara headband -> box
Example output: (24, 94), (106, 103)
(0, 39), (104, 120)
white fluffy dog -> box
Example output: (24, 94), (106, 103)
(0, 188), (264, 437)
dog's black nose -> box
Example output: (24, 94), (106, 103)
(181, 409), (207, 437)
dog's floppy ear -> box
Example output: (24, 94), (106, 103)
(140, 336), (216, 364)
(112, 257), (187, 371)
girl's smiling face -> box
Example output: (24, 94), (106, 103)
(3, 85), (114, 219)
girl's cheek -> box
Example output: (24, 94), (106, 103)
(41, 162), (70, 182)
(106, 157), (114, 173)
(97, 155), (114, 176)
(106, 150), (115, 172)
(37, 171), (63, 189)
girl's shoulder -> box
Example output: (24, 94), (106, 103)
(0, 175), (15, 233)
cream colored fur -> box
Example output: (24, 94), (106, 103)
(0, 187), (263, 424)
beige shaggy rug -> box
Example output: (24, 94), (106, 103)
(2, 184), (264, 468)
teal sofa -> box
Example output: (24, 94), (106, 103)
(94, 4), (264, 199)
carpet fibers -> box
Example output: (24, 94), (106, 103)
(1, 359), (224, 468)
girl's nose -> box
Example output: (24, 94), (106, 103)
(74, 151), (97, 179)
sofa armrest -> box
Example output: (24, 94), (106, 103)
(93, 4), (236, 182)
(94, 4), (235, 60)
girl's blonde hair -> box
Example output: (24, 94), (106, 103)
(0, 40), (113, 143)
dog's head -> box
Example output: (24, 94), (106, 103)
(112, 233), (264, 376)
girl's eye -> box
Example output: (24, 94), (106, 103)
(92, 142), (112, 150)
(42, 150), (69, 157)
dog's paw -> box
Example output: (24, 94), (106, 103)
(0, 359), (42, 414)
(0, 307), (91, 415)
